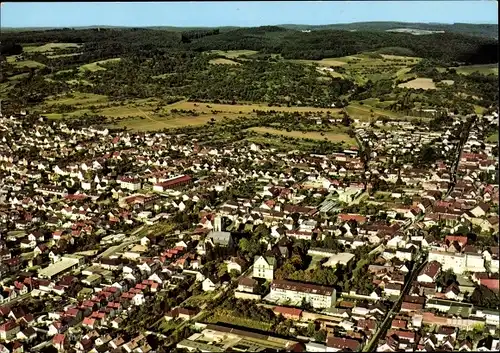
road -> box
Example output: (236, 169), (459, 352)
(362, 254), (428, 352)
(445, 116), (475, 198)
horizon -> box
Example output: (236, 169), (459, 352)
(1, 1), (498, 28)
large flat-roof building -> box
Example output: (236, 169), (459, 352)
(38, 254), (84, 279)
(269, 279), (336, 309)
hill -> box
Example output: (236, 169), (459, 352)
(278, 22), (499, 39)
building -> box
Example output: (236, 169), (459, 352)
(153, 175), (192, 192)
(0, 321), (20, 341)
(269, 279), (336, 309)
(253, 256), (276, 280)
(38, 254), (84, 279)
(118, 177), (141, 191)
(428, 250), (465, 274)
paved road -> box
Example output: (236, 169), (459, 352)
(445, 116), (475, 198)
(362, 254), (428, 352)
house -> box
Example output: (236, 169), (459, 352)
(326, 336), (362, 352)
(52, 333), (68, 351)
(202, 276), (220, 292)
(165, 307), (199, 321)
(273, 306), (302, 320)
(417, 261), (441, 283)
(227, 257), (247, 274)
(253, 255), (276, 280)
(0, 320), (20, 341)
(237, 277), (258, 293)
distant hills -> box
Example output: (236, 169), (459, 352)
(277, 22), (499, 39)
(2, 22), (498, 39)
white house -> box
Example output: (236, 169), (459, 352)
(202, 277), (219, 292)
(253, 256), (275, 280)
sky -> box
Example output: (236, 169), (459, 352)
(1, 1), (498, 28)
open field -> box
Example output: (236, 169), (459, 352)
(79, 58), (122, 72)
(248, 127), (356, 145)
(210, 50), (259, 58)
(487, 132), (498, 143)
(45, 92), (109, 106)
(293, 58), (348, 67)
(6, 56), (45, 68)
(208, 309), (273, 331)
(47, 52), (83, 59)
(397, 78), (436, 90)
(454, 64), (498, 76)
(346, 103), (401, 119)
(164, 100), (343, 114)
(23, 42), (81, 53)
(209, 58), (240, 65)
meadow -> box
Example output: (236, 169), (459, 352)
(248, 126), (356, 146)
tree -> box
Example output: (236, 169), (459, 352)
(436, 269), (457, 290)
(313, 329), (327, 343)
(470, 285), (499, 309)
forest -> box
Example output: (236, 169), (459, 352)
(1, 26), (498, 63)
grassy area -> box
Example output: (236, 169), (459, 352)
(6, 56), (45, 68)
(47, 52), (83, 59)
(454, 64), (498, 76)
(23, 42), (81, 53)
(346, 103), (402, 120)
(45, 92), (108, 106)
(248, 127), (356, 145)
(183, 291), (215, 307)
(474, 105), (487, 115)
(397, 78), (436, 90)
(79, 58), (122, 72)
(210, 50), (259, 58)
(165, 100), (342, 114)
(208, 309), (273, 331)
(487, 132), (498, 143)
(209, 58), (240, 65)
(159, 319), (180, 333)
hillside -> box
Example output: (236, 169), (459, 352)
(1, 26), (497, 64)
(278, 22), (499, 39)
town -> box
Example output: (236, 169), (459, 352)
(0, 106), (498, 353)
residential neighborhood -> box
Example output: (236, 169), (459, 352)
(0, 107), (497, 353)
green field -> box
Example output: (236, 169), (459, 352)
(209, 50), (259, 58)
(208, 309), (273, 331)
(79, 58), (122, 72)
(487, 132), (499, 143)
(454, 64), (498, 76)
(248, 127), (356, 145)
(6, 56), (45, 68)
(45, 92), (109, 106)
(23, 42), (81, 53)
(209, 58), (240, 65)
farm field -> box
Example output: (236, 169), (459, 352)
(209, 49), (259, 58)
(248, 127), (356, 145)
(44, 92), (109, 106)
(22, 42), (81, 53)
(454, 63), (498, 76)
(397, 78), (437, 90)
(208, 309), (273, 331)
(6, 56), (45, 68)
(164, 100), (343, 114)
(79, 58), (122, 72)
(209, 58), (240, 65)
